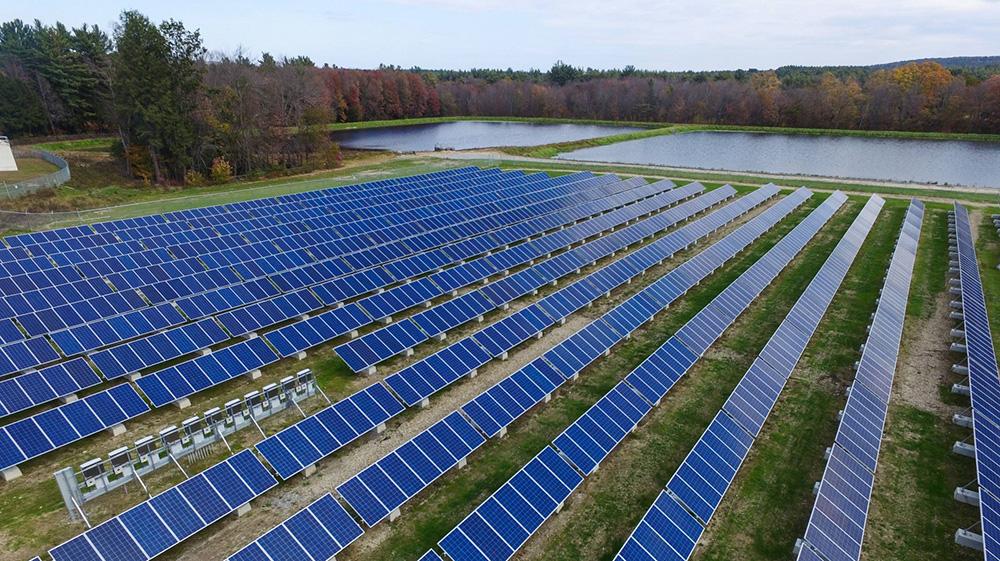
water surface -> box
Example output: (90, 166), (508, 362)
(332, 121), (641, 152)
(558, 131), (1000, 187)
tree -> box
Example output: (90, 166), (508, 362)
(549, 60), (579, 86)
(112, 11), (204, 183)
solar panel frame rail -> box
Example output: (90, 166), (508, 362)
(796, 198), (923, 561)
(614, 194), (885, 561)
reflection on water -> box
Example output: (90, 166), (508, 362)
(558, 131), (1000, 188)
(332, 121), (641, 152)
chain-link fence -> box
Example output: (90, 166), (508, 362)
(1, 148), (71, 200)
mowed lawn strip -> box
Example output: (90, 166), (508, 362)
(521, 197), (861, 561)
(339, 193), (831, 561)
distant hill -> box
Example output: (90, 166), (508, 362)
(868, 56), (1000, 70)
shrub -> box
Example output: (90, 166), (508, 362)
(184, 169), (206, 186)
(209, 156), (233, 183)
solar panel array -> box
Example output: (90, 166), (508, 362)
(797, 199), (923, 561)
(3, 167), (687, 472)
(222, 185), (794, 561)
(383, 184), (748, 408)
(50, 450), (277, 561)
(949, 203), (1000, 561)
(254, 185), (762, 481)
(554, 191), (845, 478)
(433, 188), (826, 561)
(614, 195), (884, 561)
(130, 173), (675, 407)
(333, 181), (707, 372)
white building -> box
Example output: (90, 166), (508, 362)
(0, 137), (16, 172)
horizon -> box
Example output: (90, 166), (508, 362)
(3, 0), (1000, 71)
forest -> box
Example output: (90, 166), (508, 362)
(2, 12), (1000, 184)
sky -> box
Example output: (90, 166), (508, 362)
(3, 0), (1000, 71)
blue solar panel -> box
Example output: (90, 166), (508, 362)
(227, 494), (362, 561)
(0, 383), (149, 471)
(257, 384), (404, 480)
(439, 446), (581, 561)
(338, 412), (485, 526)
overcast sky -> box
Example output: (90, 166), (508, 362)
(4, 0), (1000, 71)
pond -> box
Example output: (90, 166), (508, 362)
(557, 131), (1000, 188)
(331, 121), (641, 152)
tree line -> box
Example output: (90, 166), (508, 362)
(2, 12), (999, 185)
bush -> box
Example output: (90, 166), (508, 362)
(184, 169), (206, 186)
(209, 156), (233, 183)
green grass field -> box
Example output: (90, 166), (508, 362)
(0, 157), (60, 183)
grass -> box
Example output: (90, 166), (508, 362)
(0, 157), (60, 183)
(30, 138), (115, 153)
(691, 199), (905, 560)
(341, 193), (828, 561)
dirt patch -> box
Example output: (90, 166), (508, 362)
(895, 291), (958, 415)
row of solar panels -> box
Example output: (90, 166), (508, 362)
(944, 204), (1000, 561)
(0, 174), (680, 474)
(796, 199), (922, 561)
(42, 183), (765, 561)
(433, 188), (828, 561)
(0, 172), (649, 410)
(225, 185), (798, 561)
(1, 166), (487, 260)
(616, 195), (885, 561)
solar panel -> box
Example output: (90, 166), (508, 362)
(0, 383), (149, 472)
(438, 446), (582, 561)
(0, 357), (103, 419)
(256, 383), (404, 480)
(227, 494), (362, 561)
(338, 411), (485, 526)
